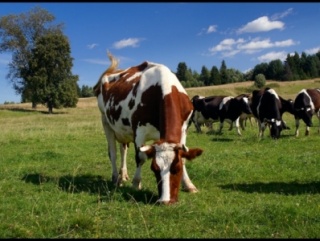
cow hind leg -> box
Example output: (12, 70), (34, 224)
(117, 143), (129, 186)
(101, 115), (119, 185)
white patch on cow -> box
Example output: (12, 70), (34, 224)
(243, 97), (249, 104)
(267, 88), (279, 100)
(219, 96), (233, 110)
(135, 123), (160, 147)
(126, 72), (142, 82)
(301, 89), (315, 111)
(276, 120), (282, 126)
(154, 143), (176, 202)
(142, 63), (187, 97)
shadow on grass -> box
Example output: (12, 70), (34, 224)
(21, 173), (158, 204)
(219, 181), (320, 195)
(2, 107), (67, 114)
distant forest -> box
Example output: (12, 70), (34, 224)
(78, 50), (320, 98)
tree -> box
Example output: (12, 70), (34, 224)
(199, 66), (211, 86)
(254, 73), (266, 88)
(253, 63), (268, 79)
(210, 66), (221, 85)
(266, 59), (284, 80)
(176, 62), (188, 82)
(220, 60), (228, 84)
(27, 32), (79, 113)
(80, 85), (94, 98)
(0, 6), (64, 107)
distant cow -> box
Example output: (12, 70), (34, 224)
(293, 88), (320, 136)
(189, 95), (214, 133)
(251, 88), (294, 139)
(189, 94), (252, 135)
(93, 53), (203, 204)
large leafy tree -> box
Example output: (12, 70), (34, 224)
(26, 32), (78, 113)
(0, 6), (65, 106)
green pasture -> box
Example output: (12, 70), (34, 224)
(0, 80), (319, 238)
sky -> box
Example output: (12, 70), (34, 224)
(0, 2), (320, 104)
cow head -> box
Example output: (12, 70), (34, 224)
(139, 141), (203, 205)
(265, 118), (283, 139)
(235, 94), (252, 115)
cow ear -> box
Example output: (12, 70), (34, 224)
(181, 148), (203, 160)
(139, 145), (155, 159)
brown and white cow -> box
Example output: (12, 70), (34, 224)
(293, 88), (320, 136)
(93, 53), (203, 204)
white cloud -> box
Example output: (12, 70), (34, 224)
(237, 16), (284, 34)
(208, 37), (298, 58)
(271, 8), (293, 20)
(238, 38), (273, 50)
(87, 43), (98, 49)
(305, 46), (320, 55)
(113, 38), (144, 49)
(207, 25), (217, 34)
(257, 51), (287, 63)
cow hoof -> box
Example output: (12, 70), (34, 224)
(183, 186), (198, 193)
(112, 175), (119, 185)
(132, 178), (142, 190)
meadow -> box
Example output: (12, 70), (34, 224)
(0, 79), (319, 238)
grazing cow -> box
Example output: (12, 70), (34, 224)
(93, 53), (203, 204)
(239, 94), (256, 130)
(251, 88), (294, 139)
(188, 95), (213, 133)
(293, 88), (320, 136)
(189, 94), (252, 135)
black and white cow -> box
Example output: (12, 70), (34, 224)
(189, 94), (252, 135)
(251, 87), (294, 139)
(293, 88), (320, 136)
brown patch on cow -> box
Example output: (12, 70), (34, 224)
(132, 84), (162, 133)
(162, 86), (193, 143)
(307, 89), (320, 111)
(169, 148), (184, 203)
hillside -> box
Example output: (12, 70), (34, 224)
(0, 78), (319, 110)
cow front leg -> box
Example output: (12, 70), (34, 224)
(117, 143), (129, 186)
(131, 149), (146, 190)
(305, 126), (310, 136)
(235, 117), (242, 136)
(295, 118), (300, 137)
(181, 159), (198, 193)
(218, 121), (224, 134)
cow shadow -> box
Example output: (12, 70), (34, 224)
(218, 181), (320, 195)
(21, 173), (158, 204)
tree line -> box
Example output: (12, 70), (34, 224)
(1, 6), (319, 113)
(175, 51), (320, 88)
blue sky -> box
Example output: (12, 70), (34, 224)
(0, 2), (320, 103)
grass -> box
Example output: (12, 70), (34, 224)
(0, 79), (320, 238)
